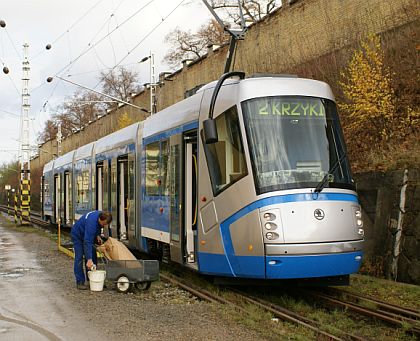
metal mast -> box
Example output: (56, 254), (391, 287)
(149, 51), (156, 114)
(19, 43), (31, 224)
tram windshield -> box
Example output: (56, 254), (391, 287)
(241, 96), (354, 194)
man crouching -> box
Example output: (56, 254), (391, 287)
(71, 211), (112, 290)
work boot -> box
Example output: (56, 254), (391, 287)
(77, 282), (88, 290)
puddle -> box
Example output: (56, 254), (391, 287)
(0, 272), (24, 279)
(0, 241), (13, 247)
(0, 267), (39, 279)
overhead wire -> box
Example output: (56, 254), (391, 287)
(0, 108), (20, 118)
(38, 0), (156, 116)
(31, 0), (106, 60)
(32, 0), (128, 119)
(0, 28), (22, 95)
(92, 0), (187, 90)
(5, 28), (22, 60)
(52, 0), (156, 78)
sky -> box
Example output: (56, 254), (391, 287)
(0, 0), (212, 164)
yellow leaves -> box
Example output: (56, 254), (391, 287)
(339, 34), (395, 146)
(117, 112), (134, 130)
(339, 33), (420, 172)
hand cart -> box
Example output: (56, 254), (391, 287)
(104, 259), (159, 293)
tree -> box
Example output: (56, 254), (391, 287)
(208, 0), (279, 23)
(164, 19), (228, 68)
(38, 119), (58, 143)
(164, 1), (280, 68)
(339, 34), (420, 170)
(38, 66), (140, 143)
(58, 90), (105, 137)
(99, 67), (140, 109)
(339, 34), (395, 147)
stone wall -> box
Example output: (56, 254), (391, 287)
(32, 0), (418, 166)
(355, 169), (420, 284)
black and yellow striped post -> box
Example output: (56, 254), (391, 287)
(20, 178), (31, 225)
(14, 191), (18, 224)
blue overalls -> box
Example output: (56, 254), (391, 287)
(71, 211), (102, 284)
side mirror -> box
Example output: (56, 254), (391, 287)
(203, 119), (218, 144)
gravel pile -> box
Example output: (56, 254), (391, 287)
(2, 215), (268, 341)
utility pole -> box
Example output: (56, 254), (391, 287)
(19, 43), (31, 225)
(139, 52), (156, 115)
(149, 51), (156, 115)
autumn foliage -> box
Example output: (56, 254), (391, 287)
(339, 34), (420, 172)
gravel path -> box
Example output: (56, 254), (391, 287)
(0, 214), (269, 341)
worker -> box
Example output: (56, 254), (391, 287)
(71, 211), (112, 290)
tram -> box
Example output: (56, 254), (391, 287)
(42, 72), (364, 283)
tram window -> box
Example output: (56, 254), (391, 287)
(202, 105), (248, 195)
(76, 170), (90, 204)
(145, 142), (160, 196)
(161, 140), (170, 196)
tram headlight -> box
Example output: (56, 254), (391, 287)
(355, 209), (363, 227)
(264, 222), (277, 230)
(266, 232), (279, 240)
(263, 212), (276, 221)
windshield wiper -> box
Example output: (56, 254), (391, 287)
(314, 153), (347, 194)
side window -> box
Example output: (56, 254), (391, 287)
(160, 139), (170, 196)
(76, 168), (90, 204)
(203, 105), (248, 195)
(145, 142), (160, 196)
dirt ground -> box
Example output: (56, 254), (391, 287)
(0, 213), (269, 341)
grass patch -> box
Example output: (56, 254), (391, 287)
(343, 274), (420, 310)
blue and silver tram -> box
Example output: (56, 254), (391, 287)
(42, 73), (364, 283)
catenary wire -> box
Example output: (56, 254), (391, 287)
(37, 0), (156, 117)
(31, 0), (106, 60)
(91, 0), (186, 91)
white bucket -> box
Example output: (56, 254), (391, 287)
(88, 270), (106, 292)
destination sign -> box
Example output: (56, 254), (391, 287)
(256, 98), (326, 117)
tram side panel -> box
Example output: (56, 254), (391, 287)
(196, 86), (267, 278)
(42, 169), (54, 222)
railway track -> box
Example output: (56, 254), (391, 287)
(1, 204), (417, 340)
(304, 287), (420, 338)
(0, 204), (49, 227)
(160, 271), (369, 341)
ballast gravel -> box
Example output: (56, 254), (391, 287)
(2, 216), (269, 341)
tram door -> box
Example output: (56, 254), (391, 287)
(117, 156), (129, 240)
(126, 153), (136, 244)
(169, 133), (198, 267)
(54, 174), (60, 224)
(100, 160), (111, 237)
(40, 176), (44, 219)
(110, 158), (118, 238)
(96, 162), (103, 211)
(64, 171), (72, 224)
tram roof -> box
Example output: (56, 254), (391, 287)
(94, 122), (140, 155)
(74, 142), (94, 161)
(53, 150), (75, 169)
